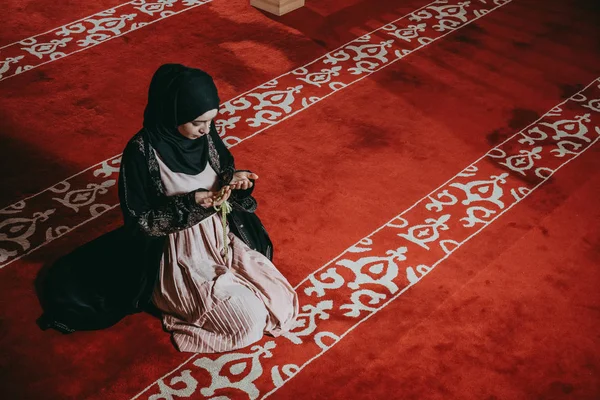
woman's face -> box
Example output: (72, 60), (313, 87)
(177, 109), (218, 139)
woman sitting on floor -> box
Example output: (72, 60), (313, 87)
(38, 64), (298, 353)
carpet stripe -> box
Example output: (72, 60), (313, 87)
(0, 1), (144, 49)
(0, 0), (215, 82)
(0, 0), (511, 269)
(132, 78), (600, 399)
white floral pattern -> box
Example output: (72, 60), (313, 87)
(134, 68), (600, 400)
(0, 0), (213, 81)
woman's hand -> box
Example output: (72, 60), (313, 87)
(195, 187), (232, 208)
(229, 171), (259, 191)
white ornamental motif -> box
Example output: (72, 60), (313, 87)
(345, 40), (395, 75)
(56, 12), (137, 47)
(220, 97), (253, 116)
(314, 331), (340, 351)
(0, 200), (26, 215)
(0, 248), (18, 265)
(301, 96), (323, 107)
(322, 49), (352, 66)
(354, 34), (374, 43)
(258, 78), (279, 89)
(133, 0), (177, 16)
(498, 147), (543, 176)
(340, 289), (387, 317)
(271, 364), (300, 388)
(581, 97), (600, 113)
(545, 105), (564, 118)
(395, 49), (412, 59)
(535, 167), (554, 180)
(408, 6), (437, 22)
(449, 173), (509, 209)
(147, 369), (198, 400)
(223, 135), (243, 148)
(540, 114), (592, 143)
(425, 189), (459, 212)
(194, 341), (276, 400)
(45, 225), (72, 242)
(93, 156), (121, 178)
(247, 85), (303, 115)
(385, 216), (409, 229)
(408, 1), (471, 27)
(20, 38), (72, 59)
(304, 267), (345, 297)
(90, 203), (115, 217)
(406, 264), (433, 284)
(294, 66), (342, 88)
(510, 187), (531, 202)
(460, 206), (496, 227)
(571, 89), (600, 112)
(398, 215), (451, 250)
(347, 237), (374, 253)
(247, 110), (282, 127)
(439, 239), (460, 255)
(428, 1), (472, 32)
(337, 247), (408, 293)
(457, 164), (478, 177)
(215, 116), (241, 137)
(283, 301), (333, 345)
(519, 125), (549, 145)
(551, 140), (584, 158)
(383, 23), (427, 42)
(473, 9), (489, 18)
(51, 180), (116, 213)
(0, 209), (55, 263)
(0, 56), (25, 79)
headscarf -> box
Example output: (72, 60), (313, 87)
(143, 64), (221, 175)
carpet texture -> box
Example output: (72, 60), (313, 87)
(0, 0), (599, 399)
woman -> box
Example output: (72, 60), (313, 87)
(37, 64), (298, 353)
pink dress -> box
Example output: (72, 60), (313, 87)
(151, 152), (298, 353)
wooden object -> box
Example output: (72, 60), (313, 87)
(251, 0), (305, 16)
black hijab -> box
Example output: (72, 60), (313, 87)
(143, 64), (221, 175)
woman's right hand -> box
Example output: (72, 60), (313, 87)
(195, 187), (232, 208)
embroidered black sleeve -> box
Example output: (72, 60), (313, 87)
(205, 133), (257, 213)
(231, 195), (258, 212)
(119, 136), (216, 237)
(135, 189), (216, 237)
(219, 165), (236, 188)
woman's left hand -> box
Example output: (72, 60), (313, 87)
(229, 171), (259, 191)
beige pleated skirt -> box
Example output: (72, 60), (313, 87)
(151, 152), (298, 353)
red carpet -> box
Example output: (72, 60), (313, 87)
(1, 0), (599, 399)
